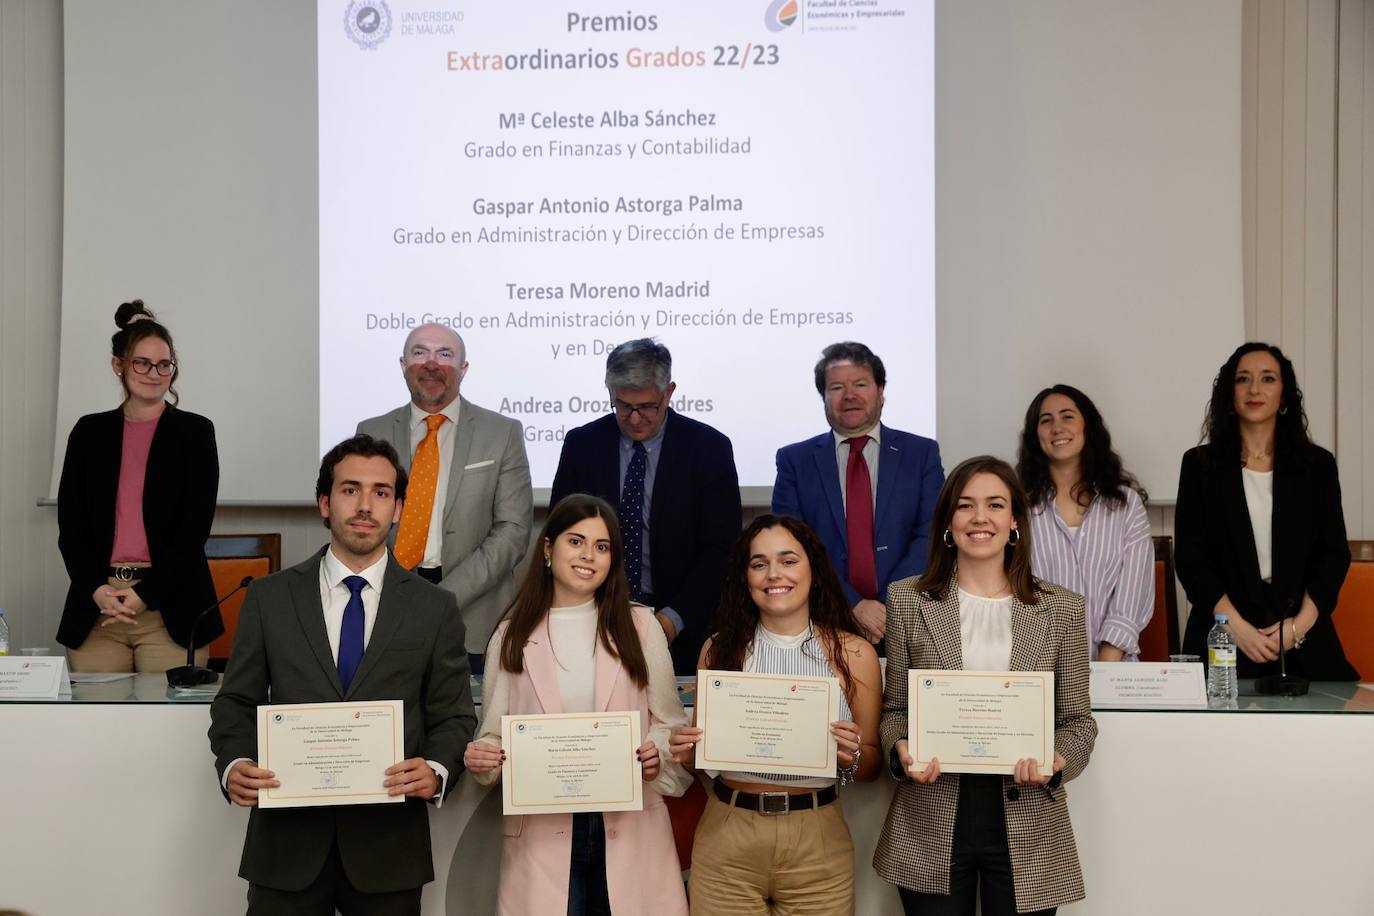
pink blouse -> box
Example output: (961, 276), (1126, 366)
(110, 416), (159, 563)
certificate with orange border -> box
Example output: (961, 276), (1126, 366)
(694, 670), (840, 778)
(257, 700), (405, 808)
(501, 712), (642, 816)
(909, 671), (1054, 777)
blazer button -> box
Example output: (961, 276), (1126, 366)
(1006, 787), (1020, 802)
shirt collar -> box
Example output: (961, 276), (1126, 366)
(409, 396), (461, 431)
(832, 423), (882, 449)
(322, 544), (389, 592)
(620, 411), (669, 454)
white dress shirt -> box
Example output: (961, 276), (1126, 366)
(1241, 467), (1274, 582)
(409, 398), (461, 569)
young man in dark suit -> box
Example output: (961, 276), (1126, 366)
(209, 435), (475, 915)
(550, 338), (741, 674)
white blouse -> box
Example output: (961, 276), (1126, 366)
(1242, 468), (1274, 582)
(958, 588), (1013, 671)
(548, 600), (597, 713)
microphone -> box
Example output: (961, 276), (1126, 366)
(166, 575), (253, 687)
(1254, 618), (1310, 697)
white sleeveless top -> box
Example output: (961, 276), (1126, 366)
(715, 624), (853, 789)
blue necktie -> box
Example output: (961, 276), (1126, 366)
(337, 575), (366, 693)
(621, 441), (648, 601)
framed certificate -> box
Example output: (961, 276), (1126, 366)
(257, 700), (405, 808)
(909, 670), (1054, 777)
(501, 712), (643, 816)
(694, 669), (840, 778)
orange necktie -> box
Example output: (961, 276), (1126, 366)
(394, 413), (446, 569)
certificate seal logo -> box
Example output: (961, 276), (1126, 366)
(712, 679), (722, 689)
(593, 721), (600, 729)
(517, 723), (526, 733)
(763, 0), (798, 32)
(354, 711), (361, 718)
(344, 1), (393, 50)
(923, 678), (933, 688)
(273, 713), (283, 723)
(321, 772), (337, 787)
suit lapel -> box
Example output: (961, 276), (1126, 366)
(600, 416), (624, 513)
(1008, 594), (1051, 671)
(1223, 463), (1265, 589)
(593, 626), (624, 712)
(522, 622), (564, 714)
(873, 426), (902, 537)
(922, 588), (964, 670)
(345, 557), (408, 699)
(811, 434), (847, 536)
(393, 408), (413, 473)
(442, 398), (476, 522)
(291, 550), (343, 698)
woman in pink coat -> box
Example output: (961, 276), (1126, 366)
(464, 493), (691, 915)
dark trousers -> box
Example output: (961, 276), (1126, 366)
(245, 840), (421, 916)
(568, 811), (611, 916)
(897, 776), (1055, 916)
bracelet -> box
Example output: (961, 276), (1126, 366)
(1291, 618), (1306, 650)
(838, 748), (862, 786)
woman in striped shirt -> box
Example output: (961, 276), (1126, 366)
(669, 514), (882, 916)
(1016, 385), (1154, 661)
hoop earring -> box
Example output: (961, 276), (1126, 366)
(1280, 404), (1288, 415)
(942, 529), (955, 548)
(1008, 528), (1021, 546)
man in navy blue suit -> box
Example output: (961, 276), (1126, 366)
(551, 338), (741, 673)
(772, 342), (944, 644)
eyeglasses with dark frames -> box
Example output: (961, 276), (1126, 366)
(128, 357), (177, 377)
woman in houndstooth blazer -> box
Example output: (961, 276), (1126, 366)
(873, 456), (1097, 916)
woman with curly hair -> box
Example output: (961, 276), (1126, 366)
(670, 514), (881, 916)
(1016, 384), (1154, 661)
(1175, 342), (1356, 680)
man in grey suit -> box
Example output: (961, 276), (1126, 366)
(209, 434), (475, 915)
(356, 323), (532, 672)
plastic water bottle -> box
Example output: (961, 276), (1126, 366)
(1207, 613), (1237, 704)
(0, 608), (9, 656)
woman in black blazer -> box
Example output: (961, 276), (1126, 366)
(1175, 342), (1356, 681)
(57, 300), (221, 673)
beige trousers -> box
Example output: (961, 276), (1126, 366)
(687, 791), (855, 916)
(67, 575), (206, 673)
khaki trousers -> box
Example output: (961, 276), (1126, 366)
(68, 574), (206, 673)
(688, 791), (855, 916)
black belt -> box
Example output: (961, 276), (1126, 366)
(712, 779), (838, 815)
(108, 564), (152, 583)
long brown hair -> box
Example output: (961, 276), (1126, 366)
(916, 456), (1041, 604)
(707, 515), (866, 703)
(496, 494), (648, 688)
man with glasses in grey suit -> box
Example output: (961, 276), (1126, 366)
(357, 323), (532, 674)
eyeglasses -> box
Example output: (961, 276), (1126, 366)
(613, 399), (662, 421)
(128, 357), (176, 377)
(404, 347), (461, 366)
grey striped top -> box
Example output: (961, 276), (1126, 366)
(717, 624), (852, 788)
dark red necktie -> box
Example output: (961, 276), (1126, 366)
(845, 436), (878, 600)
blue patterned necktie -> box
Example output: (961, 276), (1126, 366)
(337, 575), (366, 693)
(621, 441), (648, 601)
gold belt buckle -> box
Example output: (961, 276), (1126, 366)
(113, 565), (137, 582)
